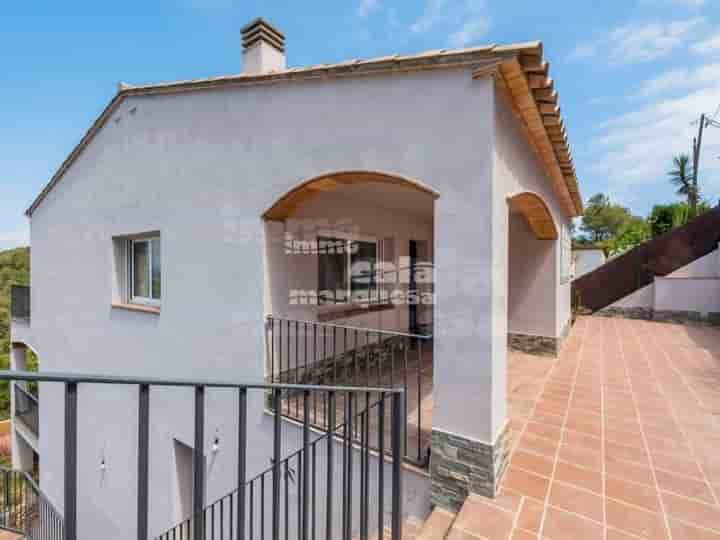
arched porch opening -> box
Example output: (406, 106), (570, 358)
(507, 191), (560, 353)
(262, 170), (437, 466)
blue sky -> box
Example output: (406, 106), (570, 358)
(1, 0), (719, 249)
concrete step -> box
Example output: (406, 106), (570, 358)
(416, 507), (456, 540)
(367, 515), (424, 540)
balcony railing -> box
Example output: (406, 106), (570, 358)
(157, 393), (397, 540)
(0, 467), (64, 539)
(10, 285), (30, 321)
(0, 370), (405, 540)
(14, 383), (39, 438)
(266, 316), (433, 467)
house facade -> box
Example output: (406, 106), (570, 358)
(10, 18), (582, 539)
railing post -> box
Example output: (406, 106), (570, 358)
(325, 391), (336, 540)
(302, 390), (310, 540)
(272, 389), (281, 540)
(390, 392), (404, 540)
(237, 388), (247, 540)
(64, 382), (78, 540)
(193, 386), (206, 540)
(377, 393), (385, 537)
(137, 384), (150, 540)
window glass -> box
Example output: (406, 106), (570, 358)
(133, 241), (150, 299)
(318, 237), (347, 304)
(350, 240), (377, 302)
(151, 238), (161, 299)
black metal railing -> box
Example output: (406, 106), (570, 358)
(10, 285), (30, 321)
(156, 392), (397, 540)
(14, 383), (39, 437)
(0, 371), (405, 540)
(266, 316), (432, 467)
(0, 467), (64, 539)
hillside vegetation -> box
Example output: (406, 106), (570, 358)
(0, 247), (30, 419)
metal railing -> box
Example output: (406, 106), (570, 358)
(266, 316), (432, 467)
(14, 383), (39, 437)
(0, 370), (405, 540)
(0, 467), (64, 539)
(10, 285), (30, 321)
(157, 393), (397, 540)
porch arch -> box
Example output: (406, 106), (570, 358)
(507, 191), (558, 240)
(262, 170), (439, 221)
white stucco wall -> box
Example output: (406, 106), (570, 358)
(654, 277), (720, 315)
(573, 249), (605, 278)
(609, 283), (655, 309)
(507, 213), (556, 337)
(667, 248), (719, 278)
(493, 86), (572, 341)
(25, 68), (499, 538)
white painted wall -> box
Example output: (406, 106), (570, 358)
(605, 247), (719, 312)
(668, 248), (719, 278)
(23, 68), (507, 538)
(573, 249), (605, 278)
(493, 85), (572, 342)
(507, 213), (557, 337)
(654, 277), (720, 315)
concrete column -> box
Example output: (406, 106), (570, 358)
(429, 164), (511, 509)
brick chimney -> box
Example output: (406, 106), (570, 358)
(241, 18), (286, 74)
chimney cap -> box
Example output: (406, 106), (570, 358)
(240, 17), (285, 42)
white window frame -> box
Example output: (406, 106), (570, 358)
(129, 236), (161, 306)
(317, 230), (379, 305)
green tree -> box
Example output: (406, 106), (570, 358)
(0, 247), (30, 420)
(579, 193), (636, 243)
(605, 218), (651, 255)
(647, 201), (711, 237)
(668, 154), (698, 216)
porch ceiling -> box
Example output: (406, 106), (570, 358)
(508, 192), (558, 240)
(263, 171), (438, 221)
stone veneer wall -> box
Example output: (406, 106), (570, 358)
(507, 317), (572, 357)
(430, 422), (512, 512)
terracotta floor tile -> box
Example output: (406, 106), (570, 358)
(503, 467), (551, 501)
(531, 410), (565, 427)
(606, 529), (647, 540)
(541, 506), (603, 540)
(517, 432), (559, 459)
(604, 427), (644, 449)
(605, 498), (670, 539)
(605, 476), (661, 512)
(562, 429), (601, 451)
(653, 452), (705, 479)
(451, 495), (515, 540)
(516, 497), (544, 533)
(558, 444), (603, 472)
(661, 491), (720, 532)
(525, 421), (562, 443)
(510, 450), (554, 479)
(554, 460), (603, 494)
(605, 440), (649, 466)
(605, 455), (655, 486)
(549, 481), (604, 522)
(655, 469), (716, 504)
(669, 518), (720, 540)
(510, 529), (537, 540)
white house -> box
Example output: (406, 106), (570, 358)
(9, 18), (582, 539)
(572, 245), (606, 278)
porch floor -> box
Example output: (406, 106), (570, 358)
(482, 315), (720, 539)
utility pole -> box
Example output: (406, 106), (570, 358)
(691, 113), (707, 213)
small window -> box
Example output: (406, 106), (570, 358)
(317, 236), (378, 304)
(130, 237), (161, 305)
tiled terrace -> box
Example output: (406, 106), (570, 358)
(472, 315), (720, 540)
